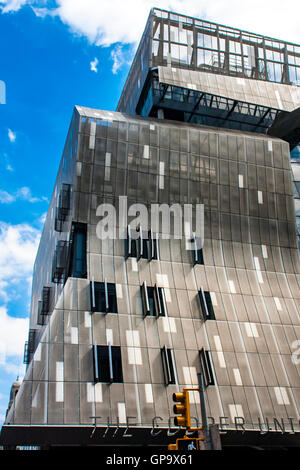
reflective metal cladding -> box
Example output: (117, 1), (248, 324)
(2, 8), (300, 449)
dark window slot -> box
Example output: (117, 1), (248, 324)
(93, 344), (123, 383)
(161, 346), (176, 385)
(199, 348), (215, 387)
(90, 280), (118, 313)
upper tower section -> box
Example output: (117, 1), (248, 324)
(117, 8), (300, 140)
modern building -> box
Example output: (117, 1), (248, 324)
(1, 8), (300, 449)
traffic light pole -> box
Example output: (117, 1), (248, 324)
(197, 373), (212, 450)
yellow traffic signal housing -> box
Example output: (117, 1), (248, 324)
(173, 389), (191, 428)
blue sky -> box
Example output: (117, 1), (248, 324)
(0, 0), (299, 427)
(0, 2), (133, 425)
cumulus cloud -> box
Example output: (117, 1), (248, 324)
(0, 186), (47, 204)
(0, 222), (39, 375)
(111, 45), (125, 74)
(0, 222), (40, 303)
(0, 306), (29, 361)
(1, 0), (300, 46)
(90, 57), (98, 73)
(8, 128), (16, 143)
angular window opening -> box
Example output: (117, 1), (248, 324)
(141, 281), (167, 317)
(161, 346), (176, 385)
(126, 226), (159, 260)
(54, 183), (71, 232)
(198, 287), (215, 320)
(69, 222), (87, 278)
(93, 344), (123, 383)
(37, 286), (51, 326)
(91, 279), (118, 314)
(192, 232), (204, 265)
(199, 348), (215, 387)
(52, 240), (69, 283)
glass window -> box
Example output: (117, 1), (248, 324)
(69, 223), (87, 278)
(93, 344), (123, 383)
(91, 280), (118, 313)
(199, 348), (214, 387)
(141, 282), (167, 317)
(198, 288), (215, 320)
(161, 346), (176, 385)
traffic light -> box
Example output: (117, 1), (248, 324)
(173, 389), (191, 428)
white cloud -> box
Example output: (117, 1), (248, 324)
(111, 45), (125, 74)
(8, 128), (16, 143)
(90, 57), (98, 73)
(0, 0), (28, 13)
(1, 0), (298, 47)
(0, 189), (15, 203)
(0, 186), (46, 204)
(0, 222), (40, 303)
(0, 306), (29, 361)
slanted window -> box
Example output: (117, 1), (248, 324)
(126, 226), (159, 260)
(161, 346), (176, 385)
(199, 348), (215, 387)
(37, 287), (51, 326)
(93, 343), (123, 383)
(69, 222), (87, 278)
(91, 279), (118, 313)
(54, 183), (71, 232)
(141, 281), (167, 317)
(52, 240), (69, 283)
(198, 287), (215, 320)
(192, 232), (204, 265)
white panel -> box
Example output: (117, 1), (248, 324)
(229, 404), (244, 422)
(95, 383), (103, 403)
(210, 292), (218, 306)
(150, 124), (155, 131)
(183, 366), (198, 385)
(56, 361), (64, 381)
(32, 384), (39, 407)
(274, 297), (282, 311)
(233, 368), (243, 386)
(104, 167), (110, 181)
(159, 162), (165, 189)
(258, 190), (263, 204)
(105, 152), (111, 166)
(275, 90), (283, 109)
(238, 174), (244, 188)
(143, 145), (149, 159)
(245, 322), (259, 338)
(116, 283), (123, 299)
(261, 244), (268, 259)
(56, 382), (64, 403)
(118, 402), (127, 424)
(268, 141), (273, 152)
(106, 329), (113, 345)
(87, 383), (94, 403)
(131, 258), (138, 272)
(71, 327), (78, 344)
(274, 387), (290, 405)
(214, 335), (222, 351)
(126, 330), (140, 347)
(34, 343), (42, 361)
(162, 316), (176, 333)
(254, 257), (263, 284)
(85, 311), (92, 327)
(89, 121), (96, 149)
(145, 383), (154, 403)
(156, 273), (169, 287)
(228, 280), (236, 293)
(217, 351), (226, 368)
(128, 347), (142, 365)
